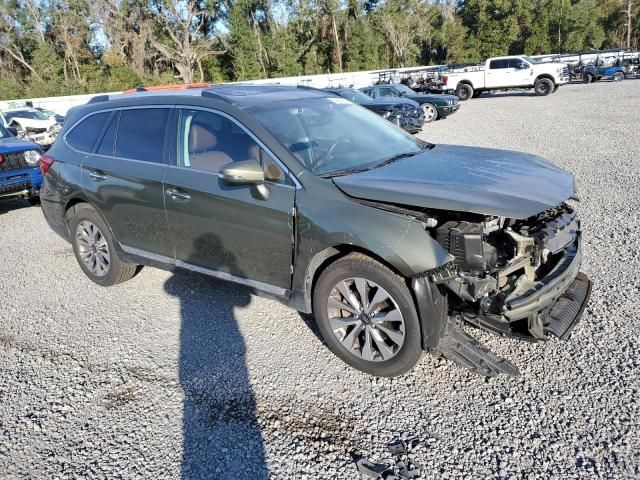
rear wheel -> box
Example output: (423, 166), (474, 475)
(312, 253), (422, 377)
(67, 203), (139, 286)
(534, 78), (554, 96)
(421, 103), (438, 122)
(612, 71), (624, 82)
(583, 74), (593, 83)
(455, 83), (473, 101)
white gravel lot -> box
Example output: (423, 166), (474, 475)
(1, 81), (638, 479)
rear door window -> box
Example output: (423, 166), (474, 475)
(115, 108), (169, 163)
(489, 59), (509, 69)
(66, 112), (110, 152)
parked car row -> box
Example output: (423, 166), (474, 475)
(322, 81), (460, 136)
(381, 49), (639, 100)
(33, 84), (591, 378)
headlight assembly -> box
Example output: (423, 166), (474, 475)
(23, 149), (42, 166)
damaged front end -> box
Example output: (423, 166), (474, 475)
(430, 202), (592, 342)
(11, 120), (61, 149)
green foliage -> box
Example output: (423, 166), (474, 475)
(0, 0), (637, 100)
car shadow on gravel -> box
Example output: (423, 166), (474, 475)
(164, 233), (269, 479)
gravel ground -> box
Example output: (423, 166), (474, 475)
(1, 81), (639, 479)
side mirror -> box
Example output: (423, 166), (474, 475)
(517, 63), (530, 70)
(219, 159), (265, 184)
(398, 91), (406, 97)
(7, 126), (18, 136)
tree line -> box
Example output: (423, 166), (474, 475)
(0, 0), (637, 100)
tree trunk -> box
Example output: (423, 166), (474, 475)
(627, 0), (633, 48)
(332, 14), (343, 72)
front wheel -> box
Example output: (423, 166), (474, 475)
(534, 78), (554, 96)
(612, 72), (624, 82)
(584, 74), (593, 84)
(421, 103), (438, 122)
(67, 203), (139, 287)
(312, 253), (423, 377)
(455, 83), (473, 101)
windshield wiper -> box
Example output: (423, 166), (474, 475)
(320, 167), (370, 178)
(373, 150), (420, 169)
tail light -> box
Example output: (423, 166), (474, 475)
(40, 154), (55, 175)
(0, 154), (4, 164)
(442, 75), (449, 85)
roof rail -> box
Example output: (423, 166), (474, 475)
(122, 83), (211, 93)
(200, 90), (233, 103)
(88, 95), (110, 104)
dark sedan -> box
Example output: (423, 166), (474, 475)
(360, 84), (459, 122)
(324, 88), (424, 134)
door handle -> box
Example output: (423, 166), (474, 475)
(88, 171), (106, 181)
(165, 188), (191, 202)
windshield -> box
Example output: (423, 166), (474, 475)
(4, 110), (49, 121)
(37, 108), (56, 117)
(248, 96), (424, 176)
(523, 56), (541, 65)
(334, 90), (372, 105)
(0, 124), (11, 139)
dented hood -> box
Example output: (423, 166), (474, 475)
(9, 117), (56, 130)
(332, 144), (575, 219)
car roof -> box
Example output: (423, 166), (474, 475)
(92, 84), (331, 109)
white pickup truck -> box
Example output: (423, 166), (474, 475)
(441, 55), (570, 100)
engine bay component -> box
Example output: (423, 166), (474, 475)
(434, 221), (500, 274)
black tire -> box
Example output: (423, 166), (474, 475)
(312, 253), (423, 377)
(534, 78), (554, 96)
(66, 203), (139, 287)
(583, 74), (593, 84)
(612, 72), (624, 82)
(27, 196), (40, 206)
(455, 83), (473, 101)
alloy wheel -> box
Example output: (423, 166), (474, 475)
(326, 277), (405, 362)
(422, 104), (436, 122)
(76, 220), (110, 277)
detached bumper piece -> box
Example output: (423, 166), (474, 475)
(541, 272), (592, 339)
(435, 320), (520, 378)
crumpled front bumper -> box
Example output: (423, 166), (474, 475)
(503, 239), (592, 339)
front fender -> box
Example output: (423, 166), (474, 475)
(290, 181), (452, 311)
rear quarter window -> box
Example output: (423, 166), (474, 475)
(115, 108), (169, 163)
(66, 112), (110, 152)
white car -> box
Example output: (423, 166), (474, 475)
(441, 55), (570, 100)
(0, 108), (62, 148)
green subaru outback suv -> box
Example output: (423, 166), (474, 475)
(40, 85), (591, 377)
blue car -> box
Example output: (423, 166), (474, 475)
(0, 124), (43, 205)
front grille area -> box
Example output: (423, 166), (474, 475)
(0, 180), (31, 195)
(0, 151), (29, 172)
